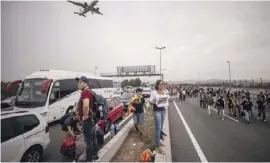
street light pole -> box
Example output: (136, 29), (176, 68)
(227, 61), (232, 88)
(155, 46), (166, 80)
(94, 66), (98, 76)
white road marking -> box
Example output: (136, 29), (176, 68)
(211, 108), (239, 123)
(173, 101), (208, 162)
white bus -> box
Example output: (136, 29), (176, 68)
(8, 70), (113, 123)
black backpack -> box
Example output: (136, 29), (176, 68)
(85, 89), (109, 120)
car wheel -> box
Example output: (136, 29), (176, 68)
(65, 106), (74, 115)
(21, 146), (43, 162)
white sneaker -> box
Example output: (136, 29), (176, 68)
(222, 118), (224, 120)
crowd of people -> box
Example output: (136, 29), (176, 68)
(198, 88), (269, 123)
(60, 77), (270, 162)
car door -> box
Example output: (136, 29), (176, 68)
(48, 81), (62, 123)
(1, 117), (26, 162)
(114, 98), (124, 119)
(107, 99), (117, 123)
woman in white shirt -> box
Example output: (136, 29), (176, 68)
(149, 80), (168, 155)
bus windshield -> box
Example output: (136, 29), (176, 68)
(15, 78), (50, 108)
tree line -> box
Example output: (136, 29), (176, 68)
(121, 78), (142, 88)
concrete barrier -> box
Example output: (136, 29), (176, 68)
(155, 106), (172, 162)
(98, 113), (134, 162)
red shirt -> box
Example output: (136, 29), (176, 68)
(77, 87), (94, 120)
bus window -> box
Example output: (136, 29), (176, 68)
(88, 79), (100, 89)
(98, 79), (113, 88)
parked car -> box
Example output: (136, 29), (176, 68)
(142, 87), (151, 98)
(1, 110), (50, 162)
(118, 92), (135, 110)
(1, 96), (16, 111)
(97, 97), (125, 134)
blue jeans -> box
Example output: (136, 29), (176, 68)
(153, 110), (166, 147)
(133, 113), (144, 125)
(82, 117), (94, 161)
(243, 110), (250, 122)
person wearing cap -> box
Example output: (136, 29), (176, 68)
(75, 76), (98, 161)
(129, 88), (146, 136)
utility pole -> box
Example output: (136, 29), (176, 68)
(155, 46), (166, 80)
(227, 61), (232, 88)
(94, 66), (98, 76)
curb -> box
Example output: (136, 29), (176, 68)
(155, 107), (172, 162)
(98, 113), (134, 162)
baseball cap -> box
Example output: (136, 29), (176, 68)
(75, 76), (88, 83)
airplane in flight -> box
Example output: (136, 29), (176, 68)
(67, 0), (103, 17)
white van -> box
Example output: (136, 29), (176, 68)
(8, 70), (113, 123)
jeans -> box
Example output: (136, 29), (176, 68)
(217, 106), (224, 118)
(243, 110), (250, 122)
(200, 100), (204, 108)
(208, 105), (212, 115)
(153, 110), (166, 147)
(82, 117), (94, 161)
(258, 107), (266, 120)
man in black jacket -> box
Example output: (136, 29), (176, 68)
(216, 95), (225, 120)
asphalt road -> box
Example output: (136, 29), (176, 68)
(169, 97), (270, 162)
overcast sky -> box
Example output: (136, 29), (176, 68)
(1, 1), (270, 82)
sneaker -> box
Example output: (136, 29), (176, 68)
(257, 117), (260, 120)
(92, 155), (100, 161)
(161, 131), (167, 136)
(222, 118), (224, 120)
(264, 119), (267, 122)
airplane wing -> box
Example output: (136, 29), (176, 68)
(67, 0), (86, 8)
(89, 0), (99, 8)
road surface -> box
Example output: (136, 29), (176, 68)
(168, 97), (270, 162)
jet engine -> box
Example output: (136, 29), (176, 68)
(96, 7), (99, 11)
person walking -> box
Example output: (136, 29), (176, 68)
(207, 93), (214, 116)
(241, 97), (250, 124)
(216, 95), (225, 120)
(129, 88), (146, 136)
(149, 80), (168, 155)
(257, 95), (267, 122)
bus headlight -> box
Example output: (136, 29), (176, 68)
(40, 111), (48, 117)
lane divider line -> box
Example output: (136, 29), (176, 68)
(211, 108), (239, 123)
(173, 101), (208, 163)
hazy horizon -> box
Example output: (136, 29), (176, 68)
(2, 1), (270, 82)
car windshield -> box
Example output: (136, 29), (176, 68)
(15, 78), (49, 108)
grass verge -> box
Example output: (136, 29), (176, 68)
(111, 109), (155, 162)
